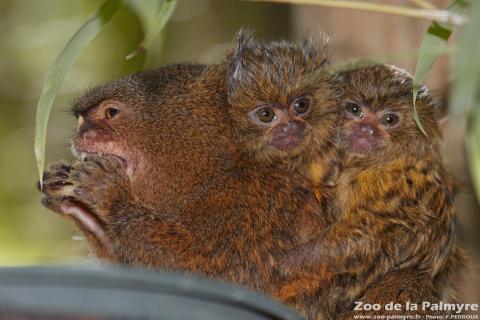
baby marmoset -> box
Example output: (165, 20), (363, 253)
(227, 31), (338, 172)
(226, 31), (341, 229)
(39, 59), (328, 294)
(277, 64), (463, 319)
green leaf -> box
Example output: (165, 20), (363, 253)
(451, 0), (480, 115)
(412, 0), (469, 135)
(34, 0), (125, 186)
(468, 107), (480, 202)
(453, 0), (480, 201)
(126, 0), (177, 60)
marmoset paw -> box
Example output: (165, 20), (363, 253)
(40, 156), (132, 219)
(39, 158), (128, 258)
(39, 162), (73, 212)
(67, 156), (132, 214)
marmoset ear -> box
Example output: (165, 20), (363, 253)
(227, 28), (255, 92)
(300, 32), (330, 68)
(434, 98), (449, 127)
(437, 114), (449, 127)
(421, 88), (448, 127)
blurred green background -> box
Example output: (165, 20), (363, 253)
(0, 0), (478, 300)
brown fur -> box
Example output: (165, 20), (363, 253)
(225, 31), (342, 240)
(226, 30), (340, 179)
(276, 65), (465, 319)
(39, 41), (466, 320)
(224, 35), (465, 319)
(39, 62), (328, 294)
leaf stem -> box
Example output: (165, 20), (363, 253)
(408, 0), (437, 10)
(246, 0), (466, 25)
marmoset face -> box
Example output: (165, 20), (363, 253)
(334, 64), (442, 162)
(70, 65), (235, 207)
(227, 31), (337, 167)
(72, 94), (140, 180)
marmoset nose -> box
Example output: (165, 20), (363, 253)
(282, 121), (304, 134)
(359, 123), (376, 136)
(83, 130), (97, 140)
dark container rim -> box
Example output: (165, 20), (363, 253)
(0, 265), (303, 320)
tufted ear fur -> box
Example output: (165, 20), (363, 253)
(300, 32), (330, 68)
(228, 28), (255, 92)
(227, 29), (331, 98)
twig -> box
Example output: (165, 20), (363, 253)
(246, 0), (466, 26)
(408, 0), (437, 10)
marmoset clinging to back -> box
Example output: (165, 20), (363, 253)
(225, 32), (342, 244)
(277, 64), (463, 319)
(226, 30), (341, 186)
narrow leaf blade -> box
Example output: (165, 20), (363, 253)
(467, 109), (480, 202)
(412, 0), (469, 135)
(453, 0), (480, 201)
(126, 0), (177, 59)
(35, 0), (124, 185)
(413, 22), (452, 135)
(451, 0), (480, 115)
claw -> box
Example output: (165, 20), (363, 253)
(41, 197), (51, 207)
(41, 196), (62, 212)
(56, 171), (69, 179)
(52, 180), (72, 187)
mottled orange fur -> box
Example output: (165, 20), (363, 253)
(276, 65), (465, 320)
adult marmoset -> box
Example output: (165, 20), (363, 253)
(39, 61), (328, 293)
(277, 64), (465, 319)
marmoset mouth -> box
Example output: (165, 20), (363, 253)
(70, 145), (128, 170)
(271, 134), (305, 151)
(353, 137), (379, 152)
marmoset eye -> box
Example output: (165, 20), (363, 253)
(293, 97), (310, 115)
(105, 107), (119, 119)
(255, 107), (276, 123)
(380, 113), (399, 127)
(346, 102), (362, 116)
